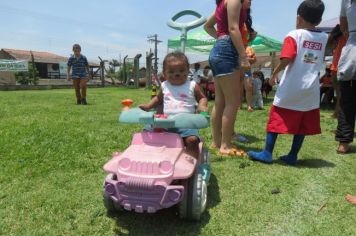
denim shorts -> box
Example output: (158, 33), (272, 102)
(167, 128), (200, 139)
(209, 35), (240, 77)
(143, 126), (200, 140)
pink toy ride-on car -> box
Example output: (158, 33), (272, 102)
(102, 108), (211, 220)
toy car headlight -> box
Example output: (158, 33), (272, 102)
(118, 158), (131, 171)
(159, 161), (172, 174)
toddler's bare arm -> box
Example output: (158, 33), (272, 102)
(139, 90), (163, 111)
(194, 84), (208, 112)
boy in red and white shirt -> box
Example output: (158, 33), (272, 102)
(248, 0), (328, 165)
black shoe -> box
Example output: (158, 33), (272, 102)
(81, 98), (87, 105)
(77, 99), (81, 105)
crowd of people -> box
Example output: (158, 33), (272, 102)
(66, 0), (355, 204)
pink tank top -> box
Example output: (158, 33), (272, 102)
(215, 0), (247, 37)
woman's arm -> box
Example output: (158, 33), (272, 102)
(226, 0), (249, 69)
(204, 13), (217, 39)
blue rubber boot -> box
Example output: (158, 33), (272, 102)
(280, 135), (305, 166)
(248, 132), (278, 164)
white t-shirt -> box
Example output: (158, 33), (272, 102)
(162, 80), (196, 115)
(190, 69), (202, 83)
(273, 29), (328, 111)
(341, 0), (356, 32)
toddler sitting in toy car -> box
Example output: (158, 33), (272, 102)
(139, 51), (208, 159)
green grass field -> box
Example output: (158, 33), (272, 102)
(0, 87), (355, 236)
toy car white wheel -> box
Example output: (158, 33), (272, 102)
(190, 172), (207, 220)
(103, 174), (122, 213)
(202, 147), (210, 165)
(178, 180), (189, 219)
(179, 172), (207, 221)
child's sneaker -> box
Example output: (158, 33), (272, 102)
(81, 98), (87, 105)
(280, 155), (298, 166)
(247, 150), (273, 163)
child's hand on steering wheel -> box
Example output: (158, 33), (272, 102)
(139, 104), (150, 111)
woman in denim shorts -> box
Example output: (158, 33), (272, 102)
(204, 0), (250, 156)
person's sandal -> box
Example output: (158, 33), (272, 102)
(336, 143), (350, 154)
(218, 148), (246, 158)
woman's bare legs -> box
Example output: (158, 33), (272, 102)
(211, 78), (225, 148)
(211, 70), (241, 154)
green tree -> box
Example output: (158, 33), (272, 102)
(15, 62), (39, 85)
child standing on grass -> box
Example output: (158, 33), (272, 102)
(67, 44), (91, 105)
(248, 0), (328, 165)
(139, 51), (208, 159)
(251, 71), (263, 109)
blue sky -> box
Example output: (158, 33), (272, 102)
(0, 0), (340, 67)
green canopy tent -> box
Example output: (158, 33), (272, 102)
(168, 29), (282, 54)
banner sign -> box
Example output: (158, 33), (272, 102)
(0, 60), (28, 72)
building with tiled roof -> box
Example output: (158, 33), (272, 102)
(1, 48), (68, 64)
(0, 48), (101, 85)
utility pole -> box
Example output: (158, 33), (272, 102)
(146, 50), (154, 89)
(147, 34), (162, 77)
(30, 51), (36, 81)
(133, 54), (142, 88)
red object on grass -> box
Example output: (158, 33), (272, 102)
(121, 99), (134, 110)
